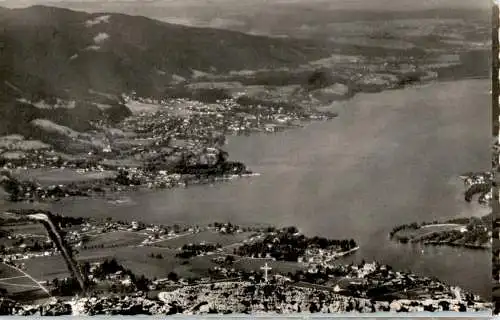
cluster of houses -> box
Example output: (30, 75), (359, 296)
(460, 171), (492, 205)
(121, 93), (316, 140)
(1, 245), (491, 315)
(2, 250), (56, 265)
(1, 230), (57, 263)
(299, 246), (359, 270)
(461, 172), (492, 188)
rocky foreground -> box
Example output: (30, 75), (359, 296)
(0, 281), (491, 315)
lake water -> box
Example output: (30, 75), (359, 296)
(6, 79), (492, 298)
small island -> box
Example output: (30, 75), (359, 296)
(389, 170), (492, 249)
(389, 215), (491, 249)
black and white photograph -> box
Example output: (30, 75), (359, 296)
(0, 0), (495, 316)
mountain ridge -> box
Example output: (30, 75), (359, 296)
(0, 5), (335, 97)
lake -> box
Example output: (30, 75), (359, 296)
(6, 79), (492, 298)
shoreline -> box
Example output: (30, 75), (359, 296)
(0, 78), (491, 299)
(389, 212), (491, 250)
(0, 214), (491, 314)
(1, 77), (489, 205)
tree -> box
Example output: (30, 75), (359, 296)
(167, 272), (178, 282)
(81, 262), (91, 280)
(215, 149), (229, 167)
(51, 277), (82, 296)
(134, 275), (150, 292)
(115, 170), (130, 185)
(225, 255), (235, 265)
(2, 179), (21, 201)
(283, 226), (298, 235)
(306, 70), (331, 90)
(349, 239), (356, 249)
(32, 241), (41, 252)
(438, 301), (450, 311)
(173, 224), (180, 233)
(309, 302), (319, 313)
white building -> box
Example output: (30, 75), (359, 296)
(131, 221), (139, 230)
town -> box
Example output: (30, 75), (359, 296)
(0, 210), (491, 315)
(0, 44), (474, 205)
(0, 3), (492, 315)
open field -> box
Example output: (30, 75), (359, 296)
(0, 275), (42, 293)
(7, 288), (48, 302)
(394, 224), (463, 240)
(76, 245), (225, 280)
(101, 158), (143, 168)
(0, 262), (49, 300)
(82, 231), (146, 249)
(18, 228), (255, 282)
(125, 101), (162, 114)
(151, 230), (252, 249)
(0, 262), (24, 278)
(22, 255), (70, 281)
(233, 257), (302, 275)
(18, 231), (302, 283)
(186, 254), (221, 276)
(109, 247), (187, 279)
(0, 223), (48, 236)
(21, 246), (180, 281)
(12, 168), (116, 186)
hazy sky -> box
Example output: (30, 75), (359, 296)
(0, 0), (491, 11)
(0, 0), (491, 31)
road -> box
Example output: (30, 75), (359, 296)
(0, 262), (51, 297)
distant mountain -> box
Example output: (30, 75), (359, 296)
(13, 1), (490, 39)
(0, 5), (337, 146)
(0, 5), (334, 98)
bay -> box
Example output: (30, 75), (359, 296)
(8, 79), (491, 298)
